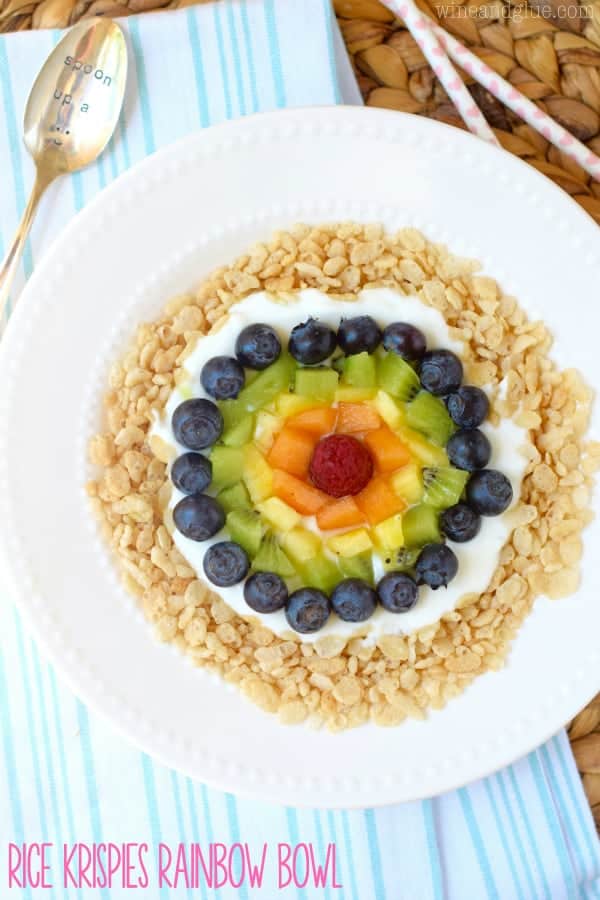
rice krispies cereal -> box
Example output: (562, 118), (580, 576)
(87, 223), (599, 730)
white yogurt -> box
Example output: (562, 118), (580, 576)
(152, 288), (530, 643)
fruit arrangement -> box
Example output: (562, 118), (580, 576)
(168, 315), (513, 634)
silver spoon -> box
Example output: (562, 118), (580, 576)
(0, 19), (127, 333)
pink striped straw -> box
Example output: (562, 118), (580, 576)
(381, 0), (600, 183)
(430, 21), (600, 182)
(384, 0), (499, 146)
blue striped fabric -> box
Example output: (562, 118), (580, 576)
(0, 3), (599, 898)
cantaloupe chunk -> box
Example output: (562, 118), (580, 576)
(336, 402), (381, 434)
(355, 476), (407, 525)
(267, 427), (316, 478)
(272, 470), (328, 515)
(316, 496), (365, 530)
(288, 407), (337, 436)
(364, 426), (411, 472)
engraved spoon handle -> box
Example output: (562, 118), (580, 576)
(0, 165), (57, 337)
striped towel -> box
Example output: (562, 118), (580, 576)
(0, 3), (599, 898)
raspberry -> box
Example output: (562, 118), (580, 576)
(309, 434), (373, 498)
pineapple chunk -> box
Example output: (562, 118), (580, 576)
(372, 514), (405, 550)
(390, 462), (423, 504)
(243, 445), (273, 502)
(282, 527), (322, 563)
(257, 497), (300, 532)
(275, 393), (319, 417)
(373, 390), (403, 429)
(328, 528), (373, 557)
(254, 410), (283, 453)
(396, 425), (448, 466)
(334, 386), (376, 402)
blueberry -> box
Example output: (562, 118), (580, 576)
(173, 494), (225, 541)
(244, 572), (288, 613)
(201, 356), (245, 400)
(446, 386), (489, 429)
(419, 350), (463, 396)
(330, 578), (377, 622)
(337, 316), (381, 355)
(382, 322), (426, 360)
(235, 323), (281, 370)
(467, 469), (513, 516)
(377, 572), (419, 612)
(440, 503), (481, 542)
(288, 318), (337, 365)
(203, 541), (249, 586)
(172, 398), (223, 450)
(447, 429), (491, 472)
(285, 588), (330, 634)
(415, 543), (458, 589)
(171, 452), (212, 495)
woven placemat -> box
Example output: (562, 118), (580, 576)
(0, 0), (598, 826)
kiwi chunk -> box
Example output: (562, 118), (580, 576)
(210, 446), (245, 491)
(402, 504), (441, 547)
(226, 509), (263, 556)
(377, 353), (420, 401)
(422, 466), (469, 508)
(405, 392), (455, 446)
(218, 398), (248, 431)
(222, 414), (255, 447)
(217, 482), (252, 514)
(383, 547), (421, 572)
(339, 553), (374, 584)
(253, 533), (296, 578)
(299, 554), (339, 593)
(294, 366), (339, 402)
(342, 351), (377, 389)
(382, 547), (420, 573)
(237, 354), (297, 410)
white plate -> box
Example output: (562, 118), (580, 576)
(1, 107), (599, 809)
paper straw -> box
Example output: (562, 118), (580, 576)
(429, 21), (600, 182)
(381, 0), (600, 182)
(384, 0), (499, 146)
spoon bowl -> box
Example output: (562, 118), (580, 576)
(23, 19), (127, 172)
(0, 19), (128, 328)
